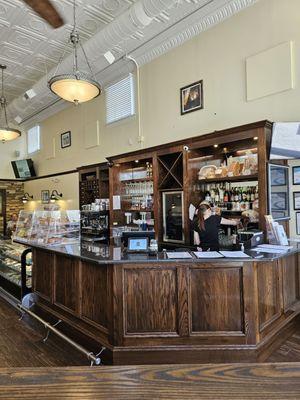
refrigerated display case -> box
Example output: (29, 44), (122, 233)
(0, 240), (32, 299)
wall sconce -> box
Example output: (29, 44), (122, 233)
(50, 190), (63, 203)
(22, 193), (33, 204)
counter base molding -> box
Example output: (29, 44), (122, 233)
(31, 248), (300, 365)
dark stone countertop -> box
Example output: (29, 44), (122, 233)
(13, 239), (300, 265)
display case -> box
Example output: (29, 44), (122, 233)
(0, 240), (32, 299)
(14, 210), (80, 246)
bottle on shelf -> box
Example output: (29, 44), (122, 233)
(204, 185), (211, 203)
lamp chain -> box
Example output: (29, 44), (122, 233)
(1, 67), (3, 98)
(73, 0), (76, 31)
(0, 67), (8, 127)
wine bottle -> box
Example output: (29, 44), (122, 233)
(205, 185), (211, 202)
(250, 186), (255, 202)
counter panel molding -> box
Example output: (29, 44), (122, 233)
(124, 266), (178, 335)
(81, 261), (109, 330)
(190, 266), (244, 333)
(54, 255), (79, 315)
(33, 249), (54, 302)
(258, 261), (282, 333)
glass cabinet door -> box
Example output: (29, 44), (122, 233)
(162, 191), (184, 243)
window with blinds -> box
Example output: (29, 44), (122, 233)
(27, 125), (40, 154)
(105, 74), (135, 124)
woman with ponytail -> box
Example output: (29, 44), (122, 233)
(193, 202), (239, 251)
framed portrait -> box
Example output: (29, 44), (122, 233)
(296, 212), (300, 235)
(271, 192), (287, 211)
(41, 190), (50, 204)
(270, 166), (287, 186)
(293, 192), (300, 210)
(293, 166), (300, 185)
(61, 131), (71, 149)
(180, 80), (203, 115)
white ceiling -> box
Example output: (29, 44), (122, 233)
(0, 0), (257, 126)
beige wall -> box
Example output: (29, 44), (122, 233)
(0, 135), (26, 178)
(23, 173), (79, 211)
(25, 0), (300, 178)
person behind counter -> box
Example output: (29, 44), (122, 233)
(193, 203), (240, 251)
(6, 213), (18, 238)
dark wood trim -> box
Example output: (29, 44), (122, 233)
(25, 169), (78, 181)
(0, 178), (24, 182)
(0, 169), (78, 182)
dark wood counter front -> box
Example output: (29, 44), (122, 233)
(28, 244), (300, 365)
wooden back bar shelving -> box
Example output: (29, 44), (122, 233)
(78, 162), (109, 209)
(107, 120), (273, 246)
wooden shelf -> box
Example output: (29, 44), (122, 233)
(197, 174), (258, 184)
(121, 209), (154, 212)
(120, 177), (153, 183)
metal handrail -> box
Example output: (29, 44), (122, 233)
(18, 303), (105, 366)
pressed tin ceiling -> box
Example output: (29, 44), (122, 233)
(0, 0), (258, 126)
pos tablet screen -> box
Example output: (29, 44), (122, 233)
(127, 237), (149, 252)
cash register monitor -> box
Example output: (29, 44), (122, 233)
(127, 237), (149, 253)
(122, 231), (155, 248)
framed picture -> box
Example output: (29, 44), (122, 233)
(180, 80), (203, 115)
(41, 190), (50, 204)
(271, 192), (287, 211)
(268, 163), (290, 220)
(272, 211), (286, 219)
(61, 131), (71, 148)
(270, 166), (287, 186)
(293, 166), (300, 185)
(293, 192), (300, 210)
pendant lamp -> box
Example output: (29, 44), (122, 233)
(48, 0), (101, 105)
(0, 65), (21, 143)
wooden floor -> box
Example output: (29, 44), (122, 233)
(1, 295), (300, 367)
(1, 298), (300, 398)
(1, 363), (300, 399)
(0, 297), (87, 367)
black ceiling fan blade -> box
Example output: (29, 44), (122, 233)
(23, 0), (64, 29)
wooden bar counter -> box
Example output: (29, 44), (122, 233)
(17, 241), (300, 365)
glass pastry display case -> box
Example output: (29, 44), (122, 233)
(14, 210), (81, 246)
(0, 240), (32, 299)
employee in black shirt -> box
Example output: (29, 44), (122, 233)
(193, 203), (239, 251)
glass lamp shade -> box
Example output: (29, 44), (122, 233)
(48, 74), (101, 104)
(0, 127), (21, 142)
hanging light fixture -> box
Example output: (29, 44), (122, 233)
(48, 0), (101, 105)
(0, 65), (21, 143)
